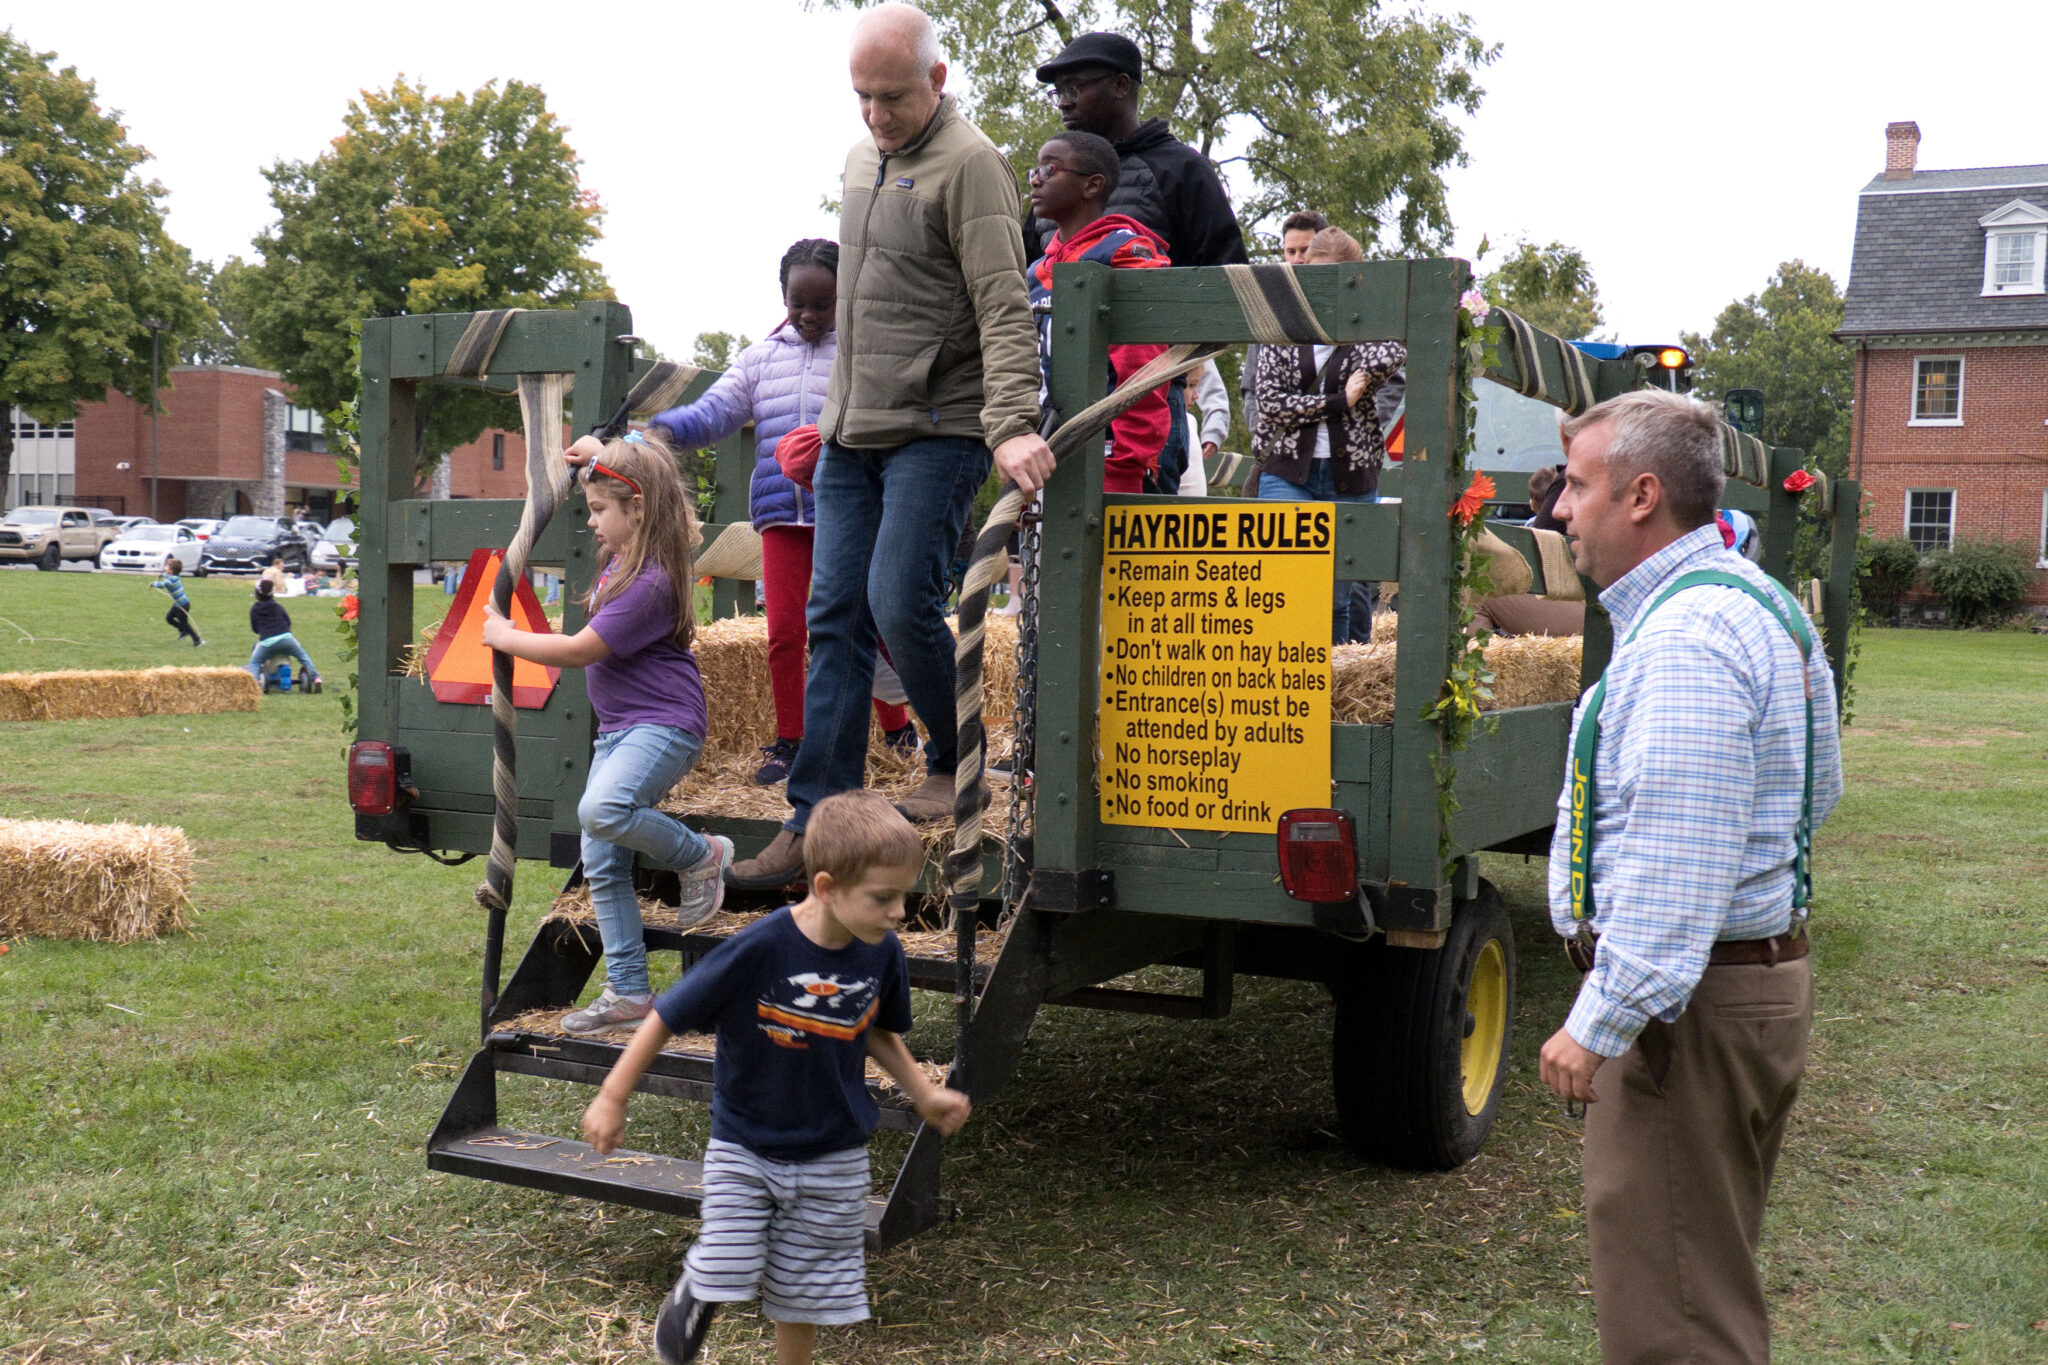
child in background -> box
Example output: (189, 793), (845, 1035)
(481, 432), (733, 1036)
(581, 790), (971, 1365)
(1024, 129), (1172, 493)
(149, 558), (203, 647)
(246, 579), (324, 692)
(634, 239), (914, 786)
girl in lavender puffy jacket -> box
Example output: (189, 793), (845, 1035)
(649, 240), (914, 784)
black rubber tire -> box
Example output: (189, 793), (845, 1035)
(192, 565), (208, 578)
(36, 544), (60, 571)
(1331, 879), (1517, 1169)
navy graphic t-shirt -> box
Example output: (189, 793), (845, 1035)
(654, 907), (913, 1161)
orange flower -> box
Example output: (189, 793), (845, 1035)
(340, 593), (359, 622)
(1450, 472), (1496, 526)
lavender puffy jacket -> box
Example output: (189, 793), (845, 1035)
(649, 322), (831, 529)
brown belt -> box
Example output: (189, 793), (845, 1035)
(1568, 927), (1808, 974)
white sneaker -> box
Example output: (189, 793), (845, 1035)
(676, 835), (734, 929)
(561, 987), (653, 1035)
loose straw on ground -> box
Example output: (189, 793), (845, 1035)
(0, 818), (194, 942)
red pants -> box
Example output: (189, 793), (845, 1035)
(759, 524), (910, 742)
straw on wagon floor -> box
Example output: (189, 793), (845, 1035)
(0, 818), (194, 942)
(543, 886), (1016, 963)
(0, 667), (259, 723)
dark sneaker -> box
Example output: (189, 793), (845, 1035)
(752, 737), (799, 785)
(675, 835), (734, 929)
(882, 722), (920, 756)
(895, 772), (989, 824)
(653, 1273), (717, 1365)
(560, 987), (654, 1036)
(726, 828), (806, 890)
(192, 637), (204, 648)
(306, 677), (323, 694)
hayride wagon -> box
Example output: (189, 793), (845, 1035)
(346, 263), (1860, 1248)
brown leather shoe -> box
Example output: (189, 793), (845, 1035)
(726, 828), (806, 890)
(894, 772), (989, 824)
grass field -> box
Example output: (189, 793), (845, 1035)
(2, 569), (2044, 1363)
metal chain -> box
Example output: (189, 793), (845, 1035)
(1001, 500), (1042, 917)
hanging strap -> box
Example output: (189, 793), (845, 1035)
(1568, 569), (1815, 929)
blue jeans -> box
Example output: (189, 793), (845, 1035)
(580, 723), (709, 997)
(1258, 463), (1379, 645)
(248, 633), (320, 682)
(786, 436), (992, 832)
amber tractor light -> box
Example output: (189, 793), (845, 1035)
(1657, 347), (1689, 368)
(348, 741), (398, 816)
(1276, 808), (1359, 902)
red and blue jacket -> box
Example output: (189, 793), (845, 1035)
(1028, 215), (1171, 493)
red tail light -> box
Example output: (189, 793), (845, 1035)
(348, 741), (397, 815)
(1276, 808), (1358, 902)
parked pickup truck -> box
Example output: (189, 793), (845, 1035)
(0, 506), (120, 570)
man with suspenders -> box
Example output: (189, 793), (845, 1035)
(1538, 390), (1844, 1363)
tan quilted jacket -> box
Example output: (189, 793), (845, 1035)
(820, 97), (1042, 452)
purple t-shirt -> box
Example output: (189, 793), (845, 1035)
(584, 562), (708, 738)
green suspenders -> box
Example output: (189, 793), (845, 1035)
(1567, 570), (1816, 928)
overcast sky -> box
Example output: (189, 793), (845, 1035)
(15, 1), (2046, 357)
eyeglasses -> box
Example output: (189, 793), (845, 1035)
(1046, 72), (1117, 103)
(585, 460), (643, 498)
(1026, 161), (1079, 186)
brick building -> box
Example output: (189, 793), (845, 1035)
(5, 365), (530, 521)
(1839, 121), (2048, 604)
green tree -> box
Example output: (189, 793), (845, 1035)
(0, 33), (210, 497)
(179, 258), (267, 367)
(689, 331), (753, 372)
(237, 77), (609, 480)
(1682, 261), (1852, 478)
(816, 0), (1497, 255)
(1481, 239), (1604, 341)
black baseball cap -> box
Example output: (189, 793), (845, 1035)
(1035, 32), (1143, 85)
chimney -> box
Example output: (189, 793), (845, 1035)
(1884, 121), (1920, 180)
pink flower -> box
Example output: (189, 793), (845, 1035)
(1459, 290), (1491, 321)
(1783, 469), (1817, 494)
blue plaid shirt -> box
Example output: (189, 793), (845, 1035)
(1547, 526), (1844, 1056)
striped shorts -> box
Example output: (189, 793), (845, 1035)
(684, 1139), (871, 1325)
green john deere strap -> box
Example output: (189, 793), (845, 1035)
(1568, 569), (1815, 926)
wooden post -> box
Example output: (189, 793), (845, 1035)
(356, 318), (417, 748)
(1033, 260), (1113, 877)
(1383, 259), (1463, 930)
(1823, 478), (1861, 704)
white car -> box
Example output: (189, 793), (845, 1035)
(176, 518), (225, 543)
(310, 516), (356, 570)
(99, 522), (208, 573)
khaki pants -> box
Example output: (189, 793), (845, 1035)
(1585, 957), (1813, 1364)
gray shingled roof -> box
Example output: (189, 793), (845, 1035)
(1840, 167), (2048, 336)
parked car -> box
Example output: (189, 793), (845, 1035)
(310, 516), (357, 570)
(197, 515), (309, 575)
(176, 518), (225, 544)
(0, 505), (120, 570)
(111, 515), (158, 533)
(98, 522), (208, 574)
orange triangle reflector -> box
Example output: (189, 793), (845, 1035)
(423, 548), (562, 708)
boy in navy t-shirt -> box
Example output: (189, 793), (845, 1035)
(581, 790), (970, 1365)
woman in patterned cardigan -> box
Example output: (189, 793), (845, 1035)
(1249, 228), (1407, 643)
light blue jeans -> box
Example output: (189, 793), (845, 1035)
(1258, 462), (1379, 644)
(580, 723), (710, 998)
(248, 633), (320, 683)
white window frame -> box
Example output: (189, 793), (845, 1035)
(1910, 355), (1964, 426)
(1905, 488), (1956, 552)
(1979, 198), (2048, 297)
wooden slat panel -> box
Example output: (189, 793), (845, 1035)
(381, 305), (628, 381)
(1099, 261), (1410, 344)
(1445, 703), (1572, 854)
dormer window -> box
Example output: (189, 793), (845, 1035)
(1980, 198), (2048, 296)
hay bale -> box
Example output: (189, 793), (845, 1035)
(0, 819), (194, 942)
(692, 614), (1018, 761)
(0, 668), (259, 723)
(1331, 634), (1583, 725)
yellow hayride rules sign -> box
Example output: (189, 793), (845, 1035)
(1099, 502), (1335, 834)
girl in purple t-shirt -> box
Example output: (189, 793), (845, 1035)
(482, 433), (729, 1035)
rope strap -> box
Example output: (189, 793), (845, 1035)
(446, 309), (522, 380)
(1491, 307), (1597, 416)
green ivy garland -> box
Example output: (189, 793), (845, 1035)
(1421, 292), (1506, 879)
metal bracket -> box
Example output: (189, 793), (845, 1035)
(1027, 868), (1115, 913)
(1364, 879), (1451, 933)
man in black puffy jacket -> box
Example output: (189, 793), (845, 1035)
(1025, 31), (1249, 494)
